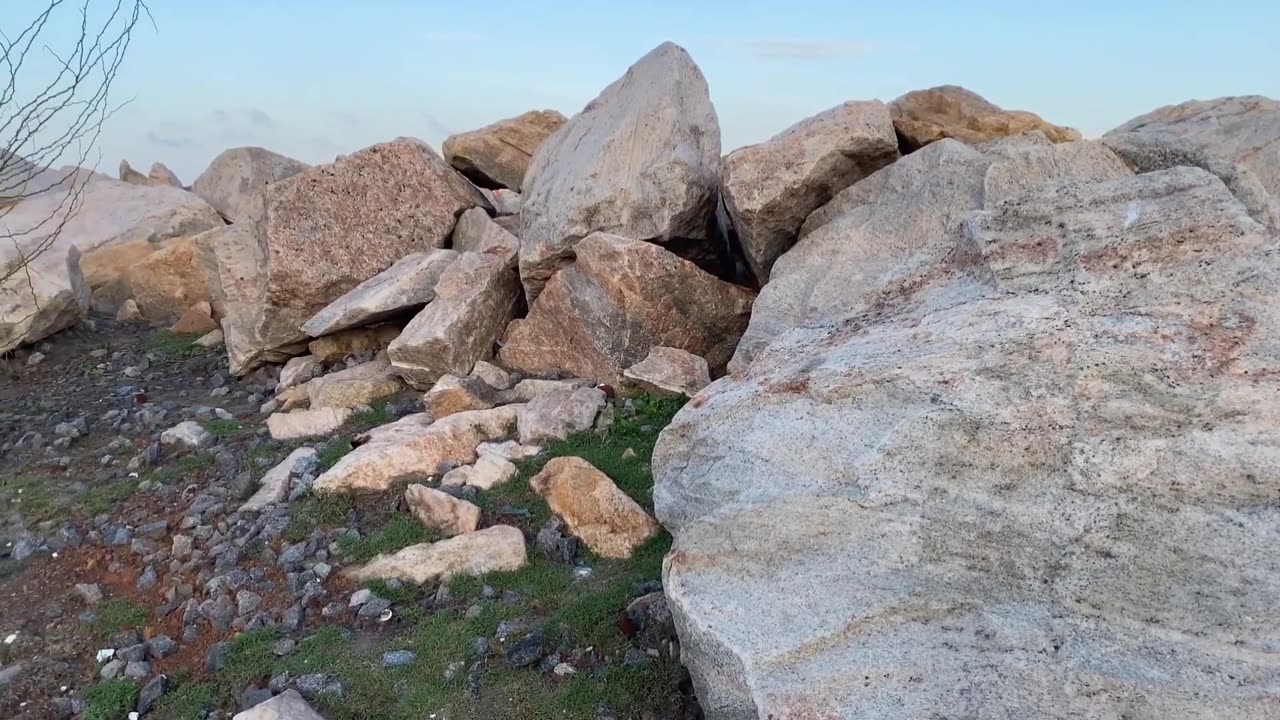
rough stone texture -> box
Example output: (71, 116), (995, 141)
(343, 525), (527, 585)
(231, 689), (325, 720)
(302, 249), (458, 337)
(242, 447), (319, 512)
(723, 100), (899, 280)
(890, 85), (1081, 152)
(306, 359), (404, 410)
(149, 162), (183, 188)
(517, 386), (606, 445)
(476, 440), (543, 463)
(653, 167), (1280, 719)
(160, 421), (213, 451)
(119, 234), (217, 323)
(115, 297), (143, 322)
(266, 407), (353, 441)
(518, 42), (721, 301)
(623, 347), (711, 398)
(405, 484), (480, 536)
(170, 301), (218, 335)
(443, 110), (567, 191)
(308, 324), (401, 365)
(500, 233), (754, 386)
(2, 177), (222, 351)
(502, 378), (591, 404)
(423, 374), (496, 419)
(531, 457), (659, 559)
(981, 140), (1133, 207)
(1108, 95), (1280, 201)
(1101, 131), (1280, 230)
(484, 188), (523, 216)
(195, 328), (224, 348)
(191, 147), (309, 223)
(470, 360), (517, 391)
(387, 252), (519, 389)
(277, 356), (319, 392)
(119, 159), (151, 186)
(450, 208), (519, 264)
(203, 224), (301, 374)
(440, 453), (519, 491)
(313, 406), (521, 493)
(218, 139), (484, 373)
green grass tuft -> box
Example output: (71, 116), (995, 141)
(283, 493), (358, 543)
(95, 598), (148, 635)
(147, 331), (202, 360)
(83, 680), (139, 720)
(348, 401), (393, 432)
(204, 418), (243, 440)
(339, 514), (439, 563)
(152, 680), (215, 720)
(317, 437), (355, 471)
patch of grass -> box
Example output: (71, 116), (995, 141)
(283, 493), (359, 543)
(76, 479), (137, 516)
(339, 514), (439, 563)
(95, 598), (148, 635)
(152, 680), (215, 720)
(348, 400), (392, 432)
(204, 418), (243, 440)
(480, 556), (574, 601)
(217, 628), (279, 692)
(148, 451), (217, 487)
(147, 331), (202, 360)
(83, 679), (140, 720)
(1, 474), (60, 522)
(317, 437), (355, 471)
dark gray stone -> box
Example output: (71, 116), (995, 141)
(505, 629), (545, 668)
(137, 674), (169, 714)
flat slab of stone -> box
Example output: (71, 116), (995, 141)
(443, 110), (567, 191)
(241, 447), (319, 512)
(517, 386), (606, 445)
(405, 484), (480, 536)
(623, 347), (711, 398)
(266, 407), (353, 441)
(302, 249), (458, 337)
(531, 457), (659, 559)
(890, 85), (1081, 152)
(306, 359), (404, 410)
(343, 525), (527, 585)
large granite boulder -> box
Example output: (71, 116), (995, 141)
(1, 177), (222, 351)
(125, 235), (218, 323)
(731, 138), (1132, 372)
(387, 252), (520, 389)
(191, 146), (309, 223)
(217, 139), (485, 374)
(499, 233), (755, 387)
(723, 100), (899, 280)
(653, 167), (1280, 719)
(890, 85), (1081, 152)
(443, 110), (567, 191)
(1108, 95), (1280, 202)
(518, 42), (721, 301)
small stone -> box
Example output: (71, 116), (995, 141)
(160, 421), (213, 451)
(237, 590), (264, 616)
(381, 650), (417, 668)
(622, 647), (653, 667)
(356, 597), (392, 619)
(239, 686), (275, 711)
(272, 638), (297, 657)
(147, 635), (178, 659)
(100, 659), (124, 679)
(553, 662), (577, 676)
(74, 583), (104, 605)
(123, 660), (151, 679)
(136, 565), (158, 591)
(26, 351), (45, 366)
(117, 644), (148, 662)
(294, 673), (344, 701)
(137, 674), (169, 714)
(505, 629), (545, 668)
(348, 588), (374, 607)
(206, 642), (230, 672)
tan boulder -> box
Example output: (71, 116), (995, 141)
(308, 324), (401, 364)
(191, 146), (309, 223)
(343, 525), (527, 585)
(723, 100), (899, 280)
(450, 208), (519, 265)
(115, 297), (142, 323)
(423, 374), (497, 419)
(195, 328), (224, 349)
(277, 355), (320, 392)
(623, 347), (710, 398)
(404, 484), (480, 536)
(517, 386), (606, 445)
(306, 359), (405, 410)
(313, 406), (521, 493)
(232, 689), (325, 720)
(241, 447), (319, 512)
(387, 252), (519, 389)
(274, 384), (310, 411)
(118, 159), (151, 186)
(202, 223), (302, 373)
(890, 85), (1081, 152)
(499, 233), (754, 387)
(470, 360), (517, 391)
(443, 110), (567, 191)
(440, 453), (519, 491)
(266, 407), (353, 441)
(301, 249), (458, 337)
(531, 457), (659, 559)
(126, 234), (217, 323)
(518, 42), (722, 301)
(170, 301), (218, 335)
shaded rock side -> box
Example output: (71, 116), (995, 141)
(302, 249), (458, 337)
(443, 109), (567, 191)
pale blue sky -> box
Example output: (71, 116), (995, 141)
(10, 1), (1280, 182)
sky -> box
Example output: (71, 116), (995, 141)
(7, 0), (1280, 182)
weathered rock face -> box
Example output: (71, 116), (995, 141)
(531, 457), (659, 559)
(343, 525), (527, 585)
(499, 234), (754, 386)
(405, 484), (480, 536)
(191, 146), (309, 223)
(653, 167), (1280, 719)
(1108, 95), (1280, 202)
(423, 374), (497, 419)
(313, 406), (521, 493)
(216, 140), (484, 373)
(1, 177), (222, 351)
(890, 85), (1081, 152)
(450, 208), (519, 264)
(302, 249), (458, 337)
(387, 252), (519, 389)
(306, 359), (404, 410)
(518, 42), (721, 301)
(732, 138), (1133, 372)
(517, 386), (606, 445)
(308, 324), (401, 365)
(1102, 130), (1280, 230)
(241, 447), (319, 512)
(126, 235), (217, 323)
(266, 407), (353, 441)
(149, 162), (183, 188)
(443, 110), (567, 191)
(723, 101), (899, 280)
(204, 223), (304, 373)
(623, 346), (711, 398)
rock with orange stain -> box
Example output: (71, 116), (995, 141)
(530, 457), (658, 559)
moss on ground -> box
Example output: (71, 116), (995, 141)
(83, 679), (139, 720)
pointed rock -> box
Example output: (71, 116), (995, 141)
(531, 457), (659, 559)
(343, 525), (527, 585)
(149, 162), (183, 188)
(500, 233), (754, 386)
(192, 146), (309, 223)
(405, 484), (480, 536)
(518, 42), (721, 301)
(302, 249), (458, 337)
(443, 109), (567, 191)
(241, 447), (319, 511)
(232, 689), (325, 720)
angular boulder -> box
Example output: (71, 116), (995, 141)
(530, 457), (659, 559)
(217, 139), (484, 373)
(313, 406), (521, 493)
(343, 525), (527, 585)
(306, 359), (404, 410)
(623, 347), (711, 398)
(387, 252), (519, 389)
(517, 386), (607, 445)
(443, 110), (567, 191)
(499, 233), (755, 386)
(723, 100), (899, 280)
(654, 167), (1280, 719)
(125, 234), (217, 323)
(890, 85), (1081, 152)
(241, 447), (319, 512)
(266, 407), (353, 441)
(149, 162), (183, 188)
(404, 484), (480, 536)
(232, 689), (325, 720)
(1, 245), (88, 354)
(1108, 95), (1280, 201)
(518, 42), (721, 301)
(301, 249), (458, 338)
(191, 146), (309, 223)
(423, 374), (497, 419)
(450, 208), (519, 263)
